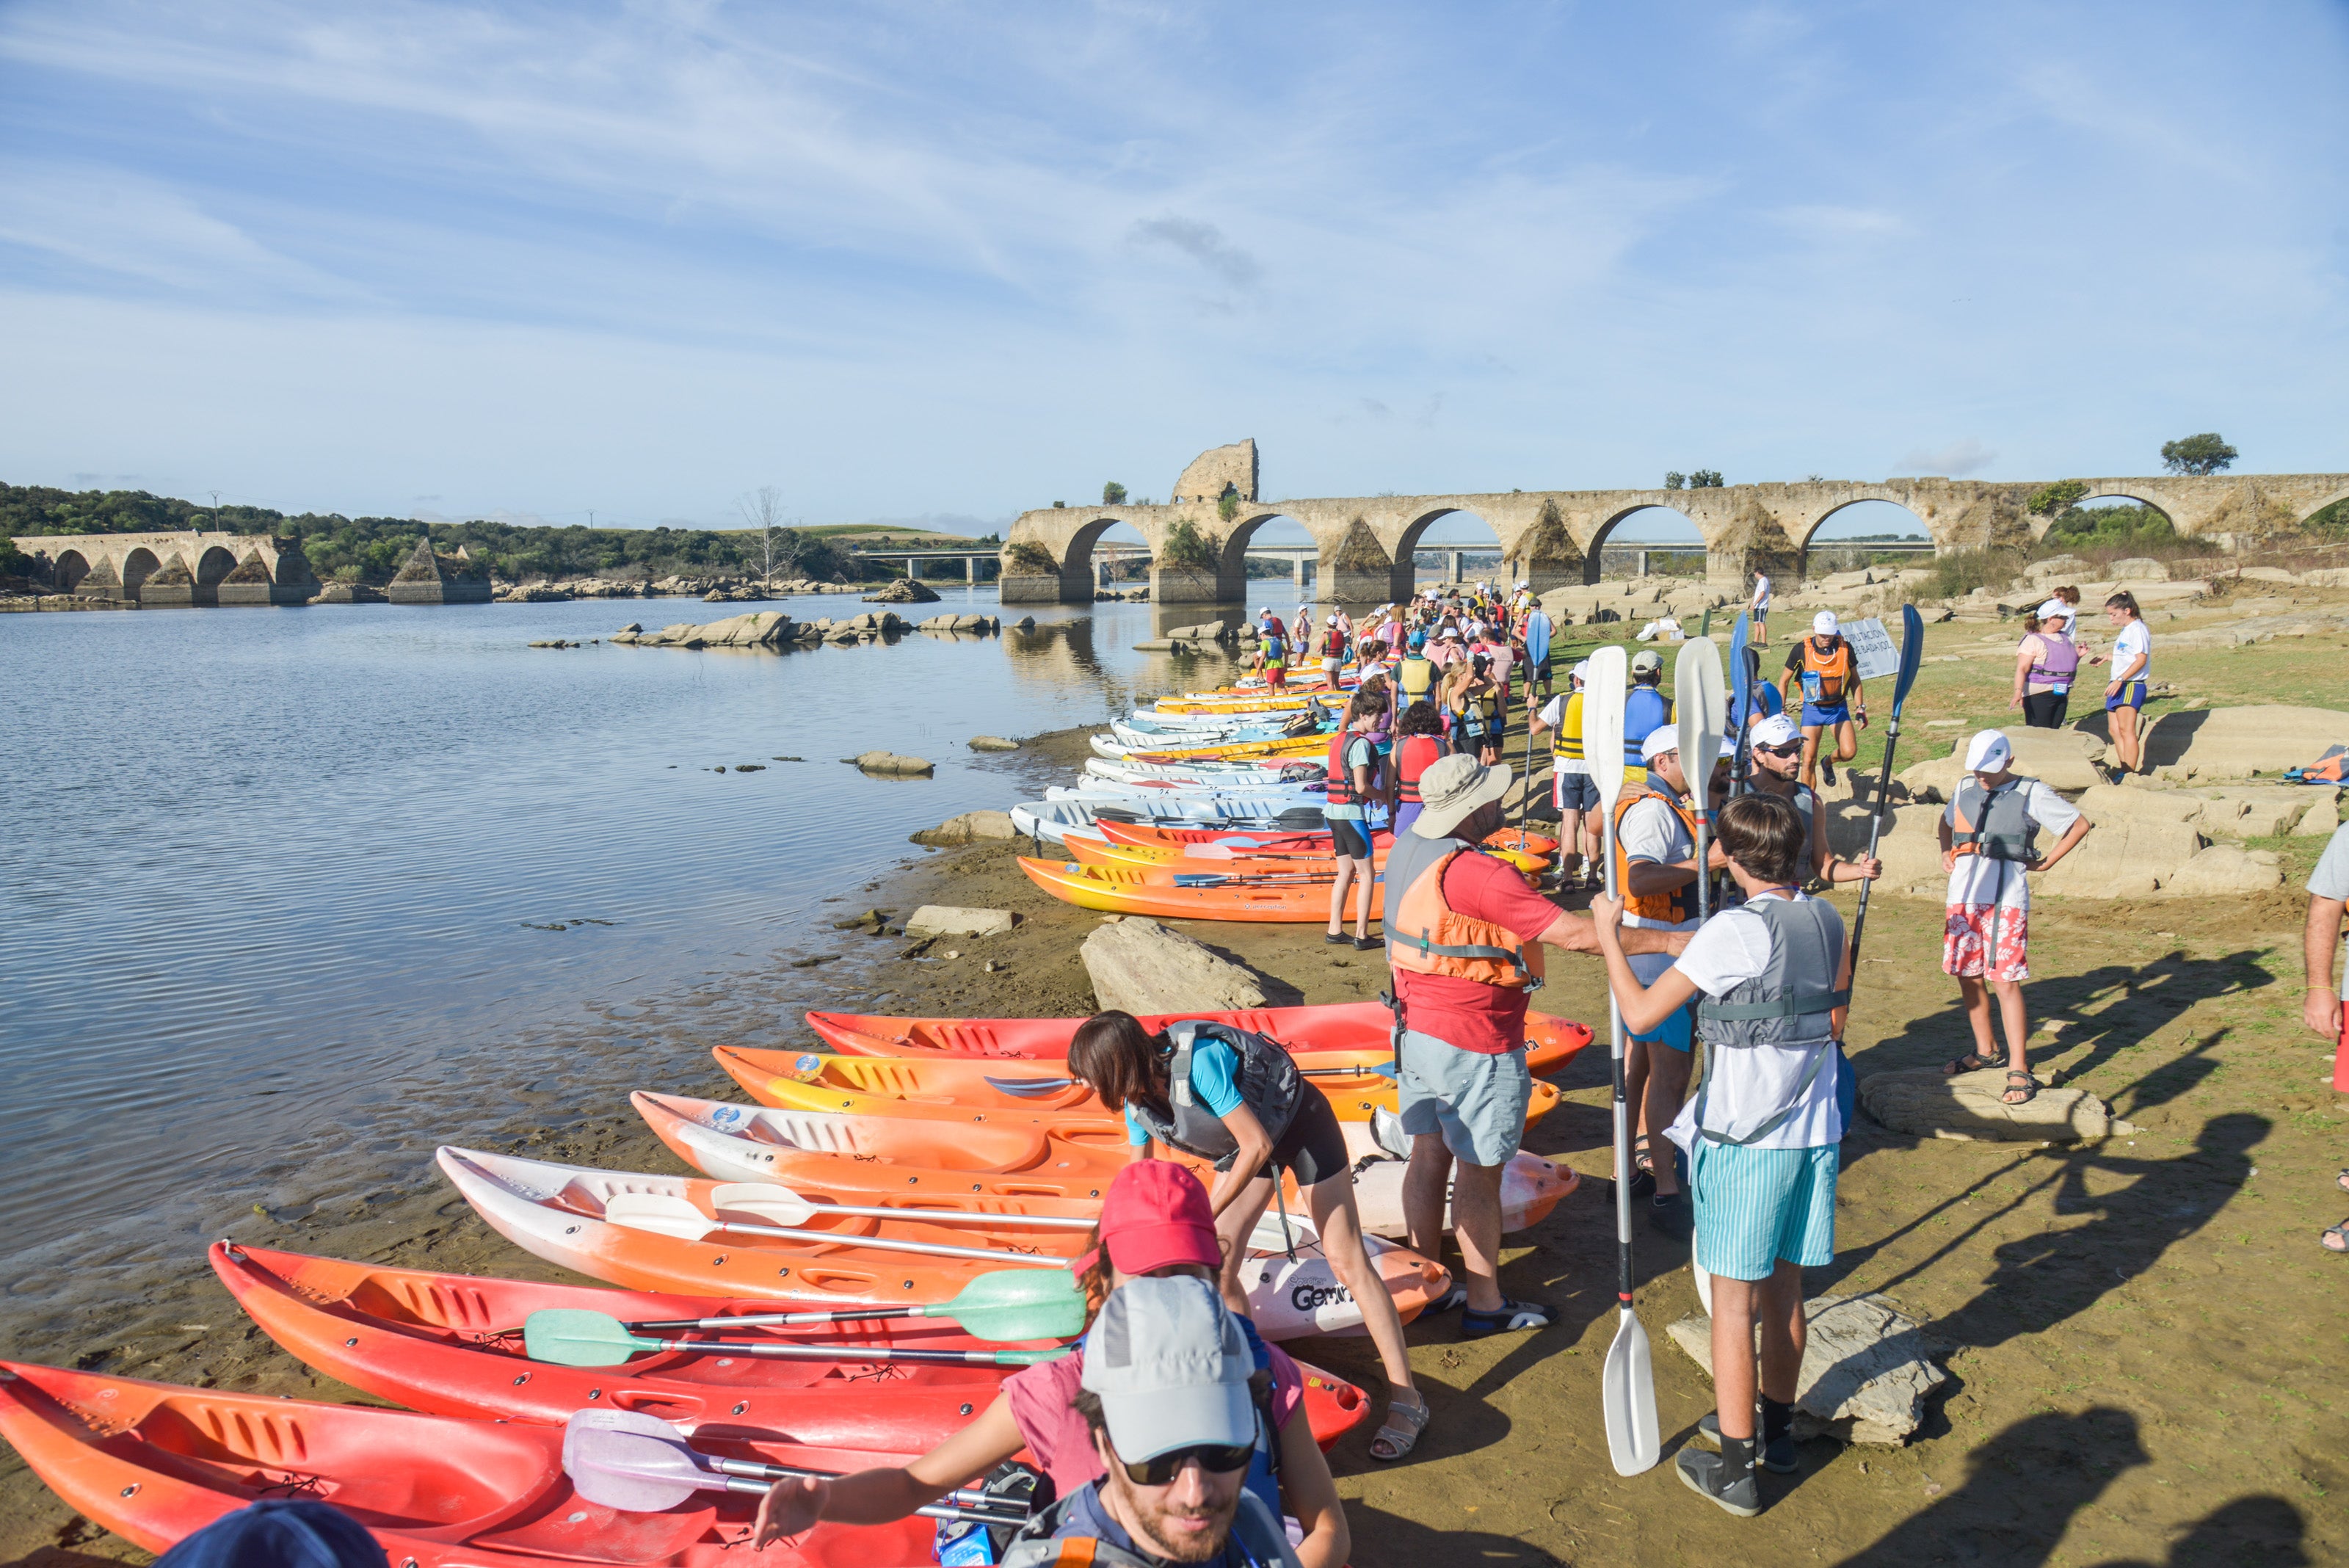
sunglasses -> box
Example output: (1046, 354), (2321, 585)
(1758, 741), (1804, 758)
(1117, 1441), (1256, 1486)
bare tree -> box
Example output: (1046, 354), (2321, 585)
(736, 485), (791, 592)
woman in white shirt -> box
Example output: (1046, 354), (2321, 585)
(2096, 591), (2152, 775)
(1749, 572), (1771, 646)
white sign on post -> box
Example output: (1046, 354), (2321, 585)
(1842, 617), (1902, 682)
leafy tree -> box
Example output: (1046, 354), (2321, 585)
(1217, 487), (1241, 523)
(1159, 516), (1220, 569)
(1663, 472), (1685, 490)
(1102, 482), (1128, 506)
(1688, 469), (1724, 488)
(2027, 480), (2088, 516)
(2160, 433), (2237, 476)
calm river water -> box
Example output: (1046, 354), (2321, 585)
(1, 589), (1217, 1321)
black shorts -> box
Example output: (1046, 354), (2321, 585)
(1325, 815), (1372, 859)
(1249, 1085), (1349, 1188)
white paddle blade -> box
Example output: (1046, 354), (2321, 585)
(708, 1183), (819, 1227)
(1602, 1310), (1663, 1476)
(1584, 646), (1630, 817)
(603, 1192), (721, 1241)
(1675, 638), (1726, 783)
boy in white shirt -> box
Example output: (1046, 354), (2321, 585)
(1937, 730), (2094, 1104)
(1591, 791), (1849, 1517)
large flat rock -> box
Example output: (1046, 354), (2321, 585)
(2135, 704), (2349, 779)
(1900, 727), (2106, 795)
(1081, 916), (1269, 1015)
(905, 905), (1016, 937)
(1665, 1293), (1947, 1445)
(1858, 1067), (2113, 1141)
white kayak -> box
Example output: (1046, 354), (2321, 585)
(1008, 799), (1327, 843)
(1085, 757), (1321, 788)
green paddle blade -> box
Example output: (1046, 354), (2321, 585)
(942, 1268), (1086, 1341)
(526, 1307), (661, 1368)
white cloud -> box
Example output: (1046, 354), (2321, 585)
(1895, 439), (1998, 477)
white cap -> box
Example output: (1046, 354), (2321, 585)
(1812, 610), (1840, 636)
(1640, 725), (1680, 763)
(2037, 598), (2072, 622)
(1079, 1275), (1255, 1463)
(1570, 660), (1590, 686)
(1751, 713), (1801, 747)
(1965, 730), (2014, 772)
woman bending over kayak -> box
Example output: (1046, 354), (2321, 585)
(753, 1160), (1348, 1564)
(1069, 1011), (1433, 1462)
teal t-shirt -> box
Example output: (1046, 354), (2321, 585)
(1122, 1035), (1245, 1146)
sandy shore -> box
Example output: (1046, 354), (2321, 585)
(4, 608), (2345, 1565)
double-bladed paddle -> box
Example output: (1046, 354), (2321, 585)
(590, 1264), (1087, 1340)
(563, 1408), (1031, 1520)
(601, 1191), (1065, 1267)
(1674, 639), (1725, 923)
(1728, 612), (1753, 798)
(1847, 602), (1925, 971)
(523, 1306), (1074, 1370)
(1581, 648), (1660, 1477)
(622, 1179), (1096, 1231)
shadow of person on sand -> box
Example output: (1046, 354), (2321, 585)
(2086, 1492), (2312, 1567)
(1335, 1501), (1569, 1568)
(1832, 1407), (2150, 1565)
(1818, 1111), (2267, 1352)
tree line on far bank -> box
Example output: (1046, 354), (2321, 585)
(0, 482), (871, 586)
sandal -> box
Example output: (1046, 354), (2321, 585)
(2325, 1222), (2349, 1255)
(1461, 1298), (1554, 1338)
(2001, 1070), (2038, 1106)
(2337, 1170), (2349, 1196)
(1945, 1052), (1999, 1077)
(1368, 1390), (1431, 1462)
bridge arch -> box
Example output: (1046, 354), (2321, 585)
(1220, 512), (1313, 605)
(1395, 507), (1502, 601)
(2296, 484), (2349, 527)
(1060, 516), (1139, 596)
(1586, 504), (1702, 586)
(51, 548), (90, 591)
(1798, 498), (1931, 576)
(122, 548), (162, 592)
(195, 545), (239, 604)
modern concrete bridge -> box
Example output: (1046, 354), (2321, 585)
(998, 440), (2349, 606)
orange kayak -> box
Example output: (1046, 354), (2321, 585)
(805, 1001), (1593, 1075)
(1019, 854), (1386, 921)
(717, 1045), (1409, 1118)
(718, 1045), (1562, 1134)
(1067, 832), (1550, 878)
(1095, 820), (1559, 858)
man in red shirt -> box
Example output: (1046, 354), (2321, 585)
(1384, 755), (1687, 1335)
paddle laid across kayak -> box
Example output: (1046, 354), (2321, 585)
(1018, 855), (1390, 921)
(1094, 820), (1558, 857)
(1064, 832), (1550, 879)
(0, 1360), (945, 1566)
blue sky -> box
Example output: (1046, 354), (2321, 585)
(2, 1), (2344, 545)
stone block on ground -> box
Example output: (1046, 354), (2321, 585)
(2179, 785), (2315, 838)
(851, 751), (935, 777)
(967, 736), (1020, 752)
(2293, 793), (2342, 837)
(910, 810), (1018, 846)
(2136, 705), (2349, 780)
(1665, 1293), (1946, 1445)
(1898, 727), (2107, 796)
(2105, 557), (2169, 581)
(1080, 916), (1269, 1015)
(1859, 1067), (2113, 1141)
(2159, 843), (2283, 897)
(904, 905), (1016, 938)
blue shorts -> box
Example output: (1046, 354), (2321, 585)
(1800, 703), (1850, 729)
(1630, 1001), (1694, 1055)
(1553, 770), (1600, 812)
(1689, 1141), (1839, 1280)
(2105, 681), (2146, 712)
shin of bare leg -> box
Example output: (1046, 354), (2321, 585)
(1451, 1158), (1507, 1313)
(1643, 1047), (1692, 1196)
(1958, 976), (1998, 1057)
(1710, 1274), (1760, 1441)
(1994, 978), (2030, 1070)
(1309, 1179), (1415, 1393)
(1758, 1260), (1806, 1407)
(1214, 1178), (1274, 1318)
(1402, 1133), (1453, 1267)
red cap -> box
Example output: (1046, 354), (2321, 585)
(1070, 1161), (1221, 1278)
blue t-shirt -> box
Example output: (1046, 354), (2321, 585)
(1124, 1035), (1244, 1146)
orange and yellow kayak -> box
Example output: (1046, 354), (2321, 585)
(1067, 832), (1550, 878)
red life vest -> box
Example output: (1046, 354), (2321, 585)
(1326, 730), (1362, 807)
(1396, 735), (1442, 804)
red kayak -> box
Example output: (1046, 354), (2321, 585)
(810, 1001), (1594, 1074)
(211, 1243), (1372, 1454)
(1097, 820), (1559, 857)
(0, 1360), (937, 1565)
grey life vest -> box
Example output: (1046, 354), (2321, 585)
(1691, 896), (1848, 1147)
(1001, 1489), (1301, 1568)
(1952, 775), (2040, 863)
(1126, 1022), (1305, 1171)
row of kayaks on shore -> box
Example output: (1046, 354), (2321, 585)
(0, 1001), (1590, 1561)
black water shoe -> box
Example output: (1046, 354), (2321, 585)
(1678, 1438), (1760, 1517)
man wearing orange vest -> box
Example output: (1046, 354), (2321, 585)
(1385, 754), (1687, 1335)
(1613, 725), (1715, 1240)
(1781, 610), (1867, 789)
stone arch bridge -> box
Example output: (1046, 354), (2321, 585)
(1000, 446), (2349, 606)
(12, 531), (320, 606)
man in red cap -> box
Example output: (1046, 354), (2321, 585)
(757, 1161), (1348, 1568)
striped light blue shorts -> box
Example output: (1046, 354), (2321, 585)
(1688, 1140), (1839, 1282)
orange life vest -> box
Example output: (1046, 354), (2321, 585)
(1611, 782), (1701, 925)
(1799, 637), (1854, 706)
(1385, 849), (1546, 990)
